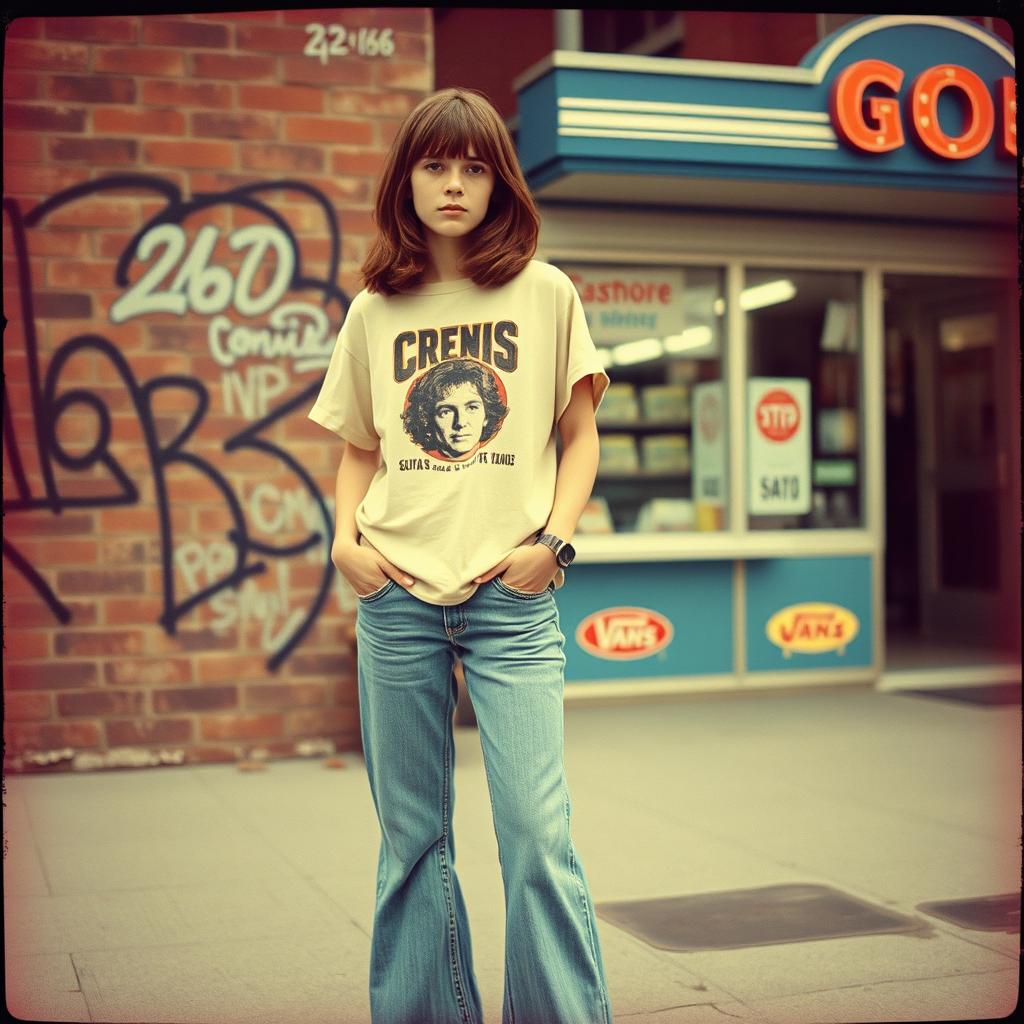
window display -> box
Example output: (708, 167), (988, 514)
(559, 263), (726, 533)
(745, 268), (863, 529)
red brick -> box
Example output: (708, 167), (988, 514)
(328, 88), (418, 118)
(330, 149), (386, 176)
(106, 718), (193, 745)
(4, 512), (96, 537)
(44, 16), (137, 43)
(4, 632), (50, 659)
(49, 72), (134, 104)
(239, 142), (323, 173)
(279, 55), (373, 87)
(4, 693), (53, 721)
(6, 721), (101, 751)
(147, 628), (237, 655)
(56, 569), (145, 596)
(4, 103), (86, 132)
(282, 7), (427, 32)
(46, 260), (117, 288)
(5, 661), (98, 690)
(3, 71), (41, 99)
(93, 108), (186, 136)
(190, 111), (277, 140)
(45, 199), (137, 228)
(4, 600), (96, 628)
(288, 707), (359, 737)
(200, 713), (283, 741)
(54, 629), (146, 656)
(245, 681), (327, 709)
(238, 82), (322, 113)
(103, 659), (191, 687)
(153, 685), (238, 712)
(2, 165), (91, 195)
(234, 22), (309, 53)
(389, 31), (429, 63)
(141, 19), (230, 48)
(195, 655), (268, 683)
(143, 140), (235, 170)
(376, 60), (431, 92)
(3, 134), (44, 162)
(94, 48), (186, 77)
(4, 39), (89, 71)
(287, 650), (354, 676)
(190, 52), (274, 79)
(284, 115), (372, 144)
(57, 689), (146, 717)
(8, 538), (99, 564)
(5, 16), (43, 37)
(13, 229), (87, 257)
(190, 745), (238, 764)
(141, 79), (233, 109)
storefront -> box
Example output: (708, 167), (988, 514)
(512, 15), (1020, 698)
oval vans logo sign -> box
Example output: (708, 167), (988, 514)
(766, 603), (859, 657)
(576, 607), (673, 660)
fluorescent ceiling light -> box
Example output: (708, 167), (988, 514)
(740, 279), (796, 311)
(611, 337), (664, 365)
(664, 325), (713, 353)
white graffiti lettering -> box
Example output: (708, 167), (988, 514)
(221, 365), (290, 419)
(208, 301), (332, 372)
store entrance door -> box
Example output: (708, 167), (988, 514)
(883, 274), (1020, 668)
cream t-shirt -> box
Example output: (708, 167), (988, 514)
(308, 259), (609, 605)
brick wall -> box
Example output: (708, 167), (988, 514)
(2, 10), (432, 772)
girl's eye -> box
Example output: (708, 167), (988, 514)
(467, 165), (487, 175)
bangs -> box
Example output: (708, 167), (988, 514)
(409, 98), (499, 166)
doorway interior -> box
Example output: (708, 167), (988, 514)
(882, 273), (1021, 679)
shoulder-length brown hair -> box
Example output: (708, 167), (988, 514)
(361, 88), (540, 295)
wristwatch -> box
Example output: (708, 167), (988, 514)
(535, 532), (576, 569)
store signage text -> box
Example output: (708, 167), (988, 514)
(563, 266), (685, 344)
(766, 603), (860, 657)
(576, 607), (674, 660)
(830, 59), (1017, 159)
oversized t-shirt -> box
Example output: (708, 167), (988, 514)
(308, 259), (609, 605)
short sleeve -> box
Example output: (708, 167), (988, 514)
(307, 295), (379, 449)
(555, 275), (610, 422)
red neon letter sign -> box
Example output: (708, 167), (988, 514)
(998, 77), (1017, 157)
(831, 59), (905, 152)
(910, 65), (994, 159)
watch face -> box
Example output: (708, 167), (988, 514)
(557, 542), (576, 567)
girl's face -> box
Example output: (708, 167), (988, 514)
(432, 381), (486, 457)
(410, 149), (494, 243)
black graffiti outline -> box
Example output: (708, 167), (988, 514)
(3, 174), (348, 670)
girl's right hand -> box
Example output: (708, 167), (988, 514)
(331, 536), (415, 596)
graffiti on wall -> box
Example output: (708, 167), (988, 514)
(2, 175), (352, 670)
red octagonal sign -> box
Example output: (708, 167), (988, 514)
(576, 607), (674, 661)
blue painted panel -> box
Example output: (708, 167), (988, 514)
(556, 561), (734, 681)
(517, 16), (1014, 194)
(745, 556), (874, 671)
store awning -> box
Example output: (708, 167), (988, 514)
(513, 16), (1016, 224)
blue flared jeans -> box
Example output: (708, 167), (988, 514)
(355, 575), (612, 1024)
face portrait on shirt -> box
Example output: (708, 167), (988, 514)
(403, 359), (508, 461)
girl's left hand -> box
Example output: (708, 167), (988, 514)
(474, 543), (558, 593)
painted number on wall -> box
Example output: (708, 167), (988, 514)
(304, 23), (395, 63)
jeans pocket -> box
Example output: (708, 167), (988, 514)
(492, 576), (554, 601)
(357, 578), (396, 603)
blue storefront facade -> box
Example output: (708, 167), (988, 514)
(511, 15), (1019, 696)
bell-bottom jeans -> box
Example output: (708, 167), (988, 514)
(355, 575), (612, 1024)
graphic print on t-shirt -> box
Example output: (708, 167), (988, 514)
(401, 358), (509, 462)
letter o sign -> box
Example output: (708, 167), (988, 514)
(910, 65), (994, 159)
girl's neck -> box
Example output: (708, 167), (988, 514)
(421, 234), (467, 284)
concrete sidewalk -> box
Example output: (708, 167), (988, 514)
(4, 684), (1020, 1023)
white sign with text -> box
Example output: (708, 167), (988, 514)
(748, 377), (811, 516)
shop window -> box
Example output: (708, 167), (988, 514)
(745, 268), (862, 530)
(558, 263), (727, 534)
(581, 10), (683, 57)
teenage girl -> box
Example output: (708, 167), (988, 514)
(309, 87), (613, 1024)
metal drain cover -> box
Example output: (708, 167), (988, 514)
(916, 893), (1020, 932)
(595, 883), (928, 951)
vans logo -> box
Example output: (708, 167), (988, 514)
(576, 607), (673, 660)
(766, 603), (859, 657)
